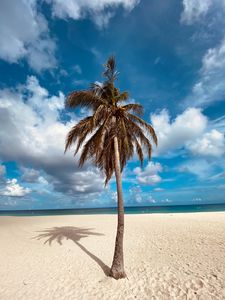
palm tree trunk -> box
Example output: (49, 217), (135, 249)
(109, 136), (126, 279)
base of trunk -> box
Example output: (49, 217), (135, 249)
(109, 267), (126, 280)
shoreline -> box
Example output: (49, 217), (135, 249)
(1, 203), (225, 217)
(1, 210), (225, 217)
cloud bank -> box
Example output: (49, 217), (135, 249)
(0, 76), (105, 201)
(0, 0), (56, 72)
(150, 108), (225, 157)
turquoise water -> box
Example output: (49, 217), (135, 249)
(0, 203), (225, 216)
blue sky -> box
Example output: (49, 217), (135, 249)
(0, 0), (225, 210)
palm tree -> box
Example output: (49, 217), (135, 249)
(64, 57), (157, 279)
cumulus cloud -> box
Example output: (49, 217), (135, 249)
(0, 0), (56, 71)
(134, 162), (162, 185)
(128, 186), (156, 204)
(0, 1), (139, 70)
(185, 39), (225, 107)
(181, 0), (225, 25)
(151, 108), (206, 155)
(181, 0), (212, 24)
(187, 129), (225, 157)
(45, 0), (140, 28)
(150, 107), (225, 158)
(0, 76), (105, 199)
(0, 179), (31, 197)
(181, 1), (225, 107)
(178, 159), (215, 179)
(20, 167), (41, 183)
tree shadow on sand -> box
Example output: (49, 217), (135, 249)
(33, 226), (110, 276)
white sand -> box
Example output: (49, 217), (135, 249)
(0, 212), (225, 300)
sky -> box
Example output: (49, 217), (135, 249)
(0, 0), (225, 210)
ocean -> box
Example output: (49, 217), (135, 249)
(0, 203), (225, 216)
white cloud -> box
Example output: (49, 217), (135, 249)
(0, 179), (31, 197)
(128, 186), (142, 203)
(150, 107), (225, 158)
(21, 167), (41, 183)
(134, 162), (162, 185)
(185, 39), (225, 107)
(192, 197), (203, 202)
(147, 195), (156, 203)
(25, 75), (65, 122)
(0, 76), (105, 198)
(27, 38), (56, 72)
(128, 186), (157, 203)
(211, 115), (225, 132)
(151, 108), (206, 155)
(161, 198), (172, 203)
(0, 0), (56, 71)
(187, 129), (225, 157)
(0, 0), (138, 70)
(45, 0), (140, 28)
(178, 159), (214, 179)
(181, 0), (212, 24)
(181, 1), (225, 107)
(181, 0), (225, 25)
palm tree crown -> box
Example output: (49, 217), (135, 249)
(65, 56), (157, 185)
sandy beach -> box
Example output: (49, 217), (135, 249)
(0, 212), (225, 300)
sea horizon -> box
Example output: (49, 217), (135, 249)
(1, 202), (225, 216)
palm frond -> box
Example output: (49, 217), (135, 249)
(64, 116), (93, 153)
(79, 116), (112, 167)
(122, 104), (143, 116)
(103, 56), (119, 83)
(127, 113), (158, 145)
(125, 117), (153, 159)
(66, 91), (106, 109)
(91, 104), (109, 128)
(74, 128), (91, 155)
(115, 91), (129, 103)
(90, 82), (104, 97)
(133, 136), (144, 166)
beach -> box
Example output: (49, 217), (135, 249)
(0, 212), (225, 300)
